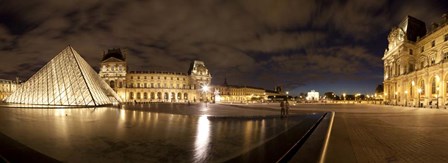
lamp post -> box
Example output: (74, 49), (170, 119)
(263, 92), (266, 103)
(417, 88), (422, 108)
(201, 84), (210, 104)
(404, 90), (408, 107)
(437, 87), (440, 109)
(411, 81), (415, 107)
(395, 92), (398, 106)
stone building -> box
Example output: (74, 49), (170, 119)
(99, 48), (212, 102)
(383, 14), (448, 107)
(0, 79), (19, 101)
(213, 78), (267, 103)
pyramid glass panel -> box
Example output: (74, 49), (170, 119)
(6, 46), (121, 106)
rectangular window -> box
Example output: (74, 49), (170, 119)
(144, 83), (147, 88)
(409, 49), (413, 55)
(421, 46), (424, 53)
(431, 40), (435, 47)
(431, 58), (435, 64)
(409, 64), (414, 72)
(151, 83), (154, 88)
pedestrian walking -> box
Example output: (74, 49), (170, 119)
(280, 100), (285, 118)
(285, 100), (290, 117)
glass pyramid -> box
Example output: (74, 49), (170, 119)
(7, 46), (121, 106)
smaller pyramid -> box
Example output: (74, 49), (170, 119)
(7, 46), (121, 106)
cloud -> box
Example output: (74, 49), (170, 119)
(0, 0), (446, 92)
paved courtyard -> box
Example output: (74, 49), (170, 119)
(231, 103), (448, 162)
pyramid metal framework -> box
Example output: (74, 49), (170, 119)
(7, 46), (121, 106)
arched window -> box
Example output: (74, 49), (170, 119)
(151, 92), (155, 99)
(137, 92), (141, 99)
(164, 92), (169, 100)
(157, 92), (162, 99)
(144, 92), (148, 99)
(184, 93), (188, 100)
(110, 81), (115, 88)
(177, 92), (182, 99)
(130, 92), (134, 99)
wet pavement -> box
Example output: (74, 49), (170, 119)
(0, 103), (324, 162)
(232, 103), (448, 162)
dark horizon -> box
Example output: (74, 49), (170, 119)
(1, 0), (447, 95)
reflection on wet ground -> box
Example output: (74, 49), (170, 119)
(0, 103), (319, 162)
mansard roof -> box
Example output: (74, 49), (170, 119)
(400, 15), (427, 42)
(102, 48), (126, 61)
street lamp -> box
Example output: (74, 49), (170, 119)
(404, 90), (408, 107)
(417, 88), (422, 108)
(343, 93), (346, 103)
(436, 86), (440, 109)
(395, 92), (398, 106)
(201, 84), (210, 102)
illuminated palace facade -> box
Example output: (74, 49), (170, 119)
(383, 15), (448, 107)
(0, 79), (19, 101)
(213, 78), (267, 103)
(99, 49), (212, 102)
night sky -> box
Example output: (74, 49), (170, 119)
(0, 0), (447, 95)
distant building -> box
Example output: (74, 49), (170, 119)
(99, 48), (212, 102)
(0, 79), (19, 101)
(306, 90), (319, 101)
(383, 14), (448, 107)
(213, 78), (267, 103)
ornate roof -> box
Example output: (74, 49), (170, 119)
(102, 48), (126, 61)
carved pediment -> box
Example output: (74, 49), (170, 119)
(388, 27), (405, 50)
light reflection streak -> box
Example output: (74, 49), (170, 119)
(120, 109), (126, 120)
(194, 115), (211, 162)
